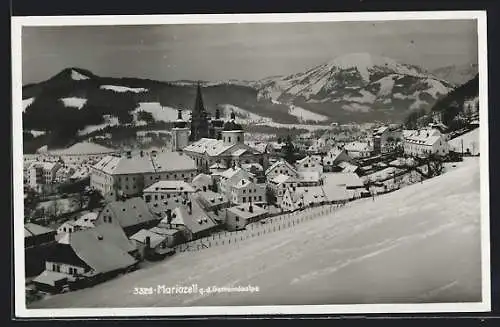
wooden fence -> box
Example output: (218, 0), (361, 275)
(174, 204), (341, 253)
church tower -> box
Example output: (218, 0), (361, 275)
(211, 107), (224, 140)
(221, 111), (245, 146)
(172, 109), (189, 151)
(189, 82), (210, 142)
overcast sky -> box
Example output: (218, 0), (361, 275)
(22, 19), (478, 84)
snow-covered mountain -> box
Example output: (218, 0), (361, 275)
(431, 63), (479, 86)
(256, 53), (454, 120)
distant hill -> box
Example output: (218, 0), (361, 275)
(21, 53), (460, 147)
(431, 63), (478, 85)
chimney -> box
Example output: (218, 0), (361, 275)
(145, 236), (151, 249)
(166, 209), (172, 224)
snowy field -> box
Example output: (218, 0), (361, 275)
(30, 158), (482, 308)
(449, 128), (480, 155)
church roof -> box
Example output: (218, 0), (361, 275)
(223, 120), (243, 131)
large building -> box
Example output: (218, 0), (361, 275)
(172, 83), (268, 173)
(183, 113), (267, 172)
(403, 128), (450, 157)
(90, 150), (197, 201)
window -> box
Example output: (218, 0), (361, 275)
(242, 197), (246, 203)
(109, 217), (112, 223)
(161, 195), (164, 200)
(259, 196), (262, 201)
(155, 195), (158, 200)
(167, 194), (171, 199)
(145, 195), (151, 203)
(235, 217), (240, 222)
(228, 137), (232, 143)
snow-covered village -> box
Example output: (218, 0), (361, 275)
(18, 17), (485, 311)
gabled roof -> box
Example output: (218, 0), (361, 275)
(92, 151), (196, 175)
(192, 173), (212, 187)
(25, 223), (55, 238)
(64, 225), (137, 274)
(130, 229), (166, 248)
(298, 171), (321, 182)
(338, 161), (359, 173)
(265, 160), (298, 176)
(227, 203), (268, 220)
(100, 197), (158, 229)
(194, 190), (228, 208)
(74, 212), (99, 228)
(404, 128), (444, 146)
(232, 178), (254, 189)
(48, 142), (117, 156)
(171, 199), (218, 234)
(149, 226), (180, 236)
(270, 174), (297, 185)
(286, 186), (327, 205)
(323, 172), (365, 188)
(296, 155), (322, 166)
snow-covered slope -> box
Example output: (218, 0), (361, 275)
(257, 53), (454, 115)
(100, 85), (148, 93)
(71, 69), (90, 81)
(218, 104), (272, 124)
(77, 115), (119, 136)
(31, 158), (481, 308)
(60, 97), (87, 110)
(133, 102), (191, 123)
(432, 63), (479, 85)
(448, 128), (480, 155)
(22, 97), (35, 113)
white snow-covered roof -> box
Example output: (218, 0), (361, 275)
(143, 180), (195, 193)
(270, 174), (297, 185)
(344, 141), (373, 153)
(48, 142), (117, 156)
(298, 171), (321, 182)
(92, 151), (196, 175)
(323, 172), (365, 188)
(338, 161), (358, 173)
(265, 160), (297, 176)
(183, 138), (231, 156)
(227, 203), (268, 220)
(404, 128), (444, 146)
(288, 186), (326, 205)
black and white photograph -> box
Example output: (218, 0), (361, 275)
(12, 11), (490, 317)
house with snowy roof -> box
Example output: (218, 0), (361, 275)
(403, 128), (450, 157)
(169, 199), (219, 241)
(214, 166), (256, 199)
(344, 141), (374, 159)
(25, 223), (56, 248)
(47, 141), (118, 165)
(268, 174), (300, 203)
(322, 172), (368, 200)
(33, 224), (138, 293)
(129, 229), (174, 261)
(230, 177), (266, 205)
(191, 173), (213, 192)
(182, 112), (268, 173)
(265, 160), (299, 181)
(90, 149), (197, 201)
(280, 186), (327, 212)
(142, 180), (195, 218)
(295, 155), (323, 173)
(28, 161), (61, 193)
(94, 197), (159, 237)
(322, 147), (351, 172)
(225, 202), (269, 231)
(193, 190), (230, 212)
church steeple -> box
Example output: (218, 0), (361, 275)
(189, 81), (210, 141)
(194, 81), (206, 115)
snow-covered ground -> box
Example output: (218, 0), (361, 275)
(100, 85), (148, 93)
(60, 97), (87, 110)
(77, 116), (119, 136)
(25, 130), (46, 137)
(71, 70), (90, 81)
(23, 97), (35, 113)
(288, 104), (329, 123)
(133, 102), (191, 123)
(219, 104), (272, 124)
(31, 158), (481, 308)
(448, 128), (480, 155)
